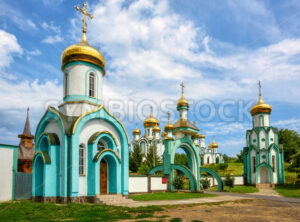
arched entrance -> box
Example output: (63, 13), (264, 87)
(34, 156), (44, 196)
(259, 167), (270, 184)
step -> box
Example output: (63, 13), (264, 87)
(96, 194), (135, 206)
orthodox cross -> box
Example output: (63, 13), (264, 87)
(258, 80), (261, 96)
(75, 2), (94, 34)
(180, 81), (185, 96)
(150, 106), (153, 115)
(167, 111), (170, 122)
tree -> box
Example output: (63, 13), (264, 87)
(174, 153), (188, 167)
(224, 175), (235, 188)
(236, 150), (244, 163)
(145, 145), (161, 169)
(129, 143), (143, 173)
(278, 129), (300, 163)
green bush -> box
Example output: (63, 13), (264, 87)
(224, 175), (235, 188)
(172, 177), (184, 190)
(218, 163), (229, 171)
(137, 162), (151, 175)
(201, 178), (210, 189)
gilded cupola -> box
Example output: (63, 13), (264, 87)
(250, 81), (272, 115)
(208, 139), (218, 149)
(177, 81), (189, 108)
(153, 124), (161, 132)
(143, 106), (159, 127)
(164, 111), (174, 131)
(61, 3), (106, 74)
(132, 124), (141, 135)
(199, 133), (205, 139)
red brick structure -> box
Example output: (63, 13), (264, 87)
(18, 108), (35, 173)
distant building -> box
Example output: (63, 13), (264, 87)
(200, 136), (224, 164)
(18, 108), (35, 173)
(243, 81), (284, 186)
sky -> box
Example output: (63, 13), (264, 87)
(0, 0), (300, 156)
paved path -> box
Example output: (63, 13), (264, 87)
(118, 195), (250, 207)
(204, 191), (300, 203)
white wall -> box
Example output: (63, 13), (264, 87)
(0, 148), (14, 202)
(151, 177), (167, 191)
(205, 176), (244, 187)
(129, 176), (148, 193)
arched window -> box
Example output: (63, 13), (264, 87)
(259, 116), (264, 127)
(207, 157), (210, 164)
(140, 141), (146, 155)
(89, 72), (96, 97)
(97, 140), (106, 152)
(252, 156), (256, 173)
(79, 144), (85, 175)
(272, 155), (275, 172)
(64, 72), (68, 97)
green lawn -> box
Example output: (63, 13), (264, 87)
(275, 184), (300, 198)
(209, 185), (259, 193)
(0, 200), (163, 222)
(130, 192), (217, 201)
(203, 162), (243, 176)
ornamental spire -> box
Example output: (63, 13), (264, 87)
(180, 81), (185, 97)
(75, 2), (94, 43)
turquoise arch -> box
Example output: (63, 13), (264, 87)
(200, 167), (223, 191)
(72, 106), (129, 196)
(88, 149), (121, 196)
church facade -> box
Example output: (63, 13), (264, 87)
(243, 82), (284, 186)
(32, 4), (129, 202)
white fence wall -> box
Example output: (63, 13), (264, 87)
(0, 145), (17, 202)
(129, 176), (167, 193)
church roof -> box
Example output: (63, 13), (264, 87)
(173, 119), (199, 131)
(18, 143), (35, 160)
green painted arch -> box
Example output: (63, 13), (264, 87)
(171, 164), (197, 192)
(200, 167), (223, 191)
(148, 165), (163, 175)
(93, 149), (121, 164)
(33, 151), (51, 164)
(256, 162), (274, 183)
(37, 132), (60, 147)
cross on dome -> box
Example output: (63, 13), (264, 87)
(75, 2), (94, 43)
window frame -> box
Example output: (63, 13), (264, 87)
(79, 144), (86, 176)
(89, 72), (96, 98)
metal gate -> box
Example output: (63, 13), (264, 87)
(15, 172), (32, 200)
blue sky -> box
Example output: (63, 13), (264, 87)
(0, 0), (300, 156)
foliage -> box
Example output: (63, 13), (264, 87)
(285, 171), (298, 184)
(224, 175), (235, 188)
(218, 163), (229, 171)
(275, 184), (300, 198)
(222, 154), (236, 163)
(0, 200), (164, 222)
(209, 185), (258, 193)
(289, 151), (300, 173)
(172, 177), (184, 190)
(130, 192), (217, 201)
(174, 153), (188, 167)
(278, 129), (300, 163)
(129, 143), (144, 173)
(201, 178), (210, 189)
(137, 162), (152, 175)
(145, 145), (161, 169)
(236, 150), (244, 163)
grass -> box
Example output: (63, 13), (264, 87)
(130, 192), (217, 201)
(203, 162), (243, 176)
(209, 185), (259, 193)
(275, 184), (300, 198)
(0, 200), (164, 222)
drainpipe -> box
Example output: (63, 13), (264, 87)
(67, 135), (71, 203)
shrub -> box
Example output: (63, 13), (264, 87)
(172, 177), (184, 190)
(137, 162), (151, 175)
(218, 163), (229, 171)
(201, 178), (210, 189)
(224, 175), (235, 188)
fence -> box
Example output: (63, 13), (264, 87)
(15, 172), (32, 200)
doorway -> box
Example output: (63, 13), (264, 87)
(100, 159), (108, 194)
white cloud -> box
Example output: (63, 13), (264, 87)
(41, 21), (64, 44)
(0, 30), (22, 69)
(42, 35), (64, 44)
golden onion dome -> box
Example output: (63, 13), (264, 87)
(61, 40), (106, 74)
(143, 107), (159, 127)
(132, 125), (141, 135)
(199, 133), (205, 139)
(250, 95), (272, 115)
(208, 140), (218, 149)
(153, 124), (161, 132)
(164, 111), (174, 131)
(161, 131), (167, 137)
(177, 82), (189, 108)
(250, 81), (272, 115)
